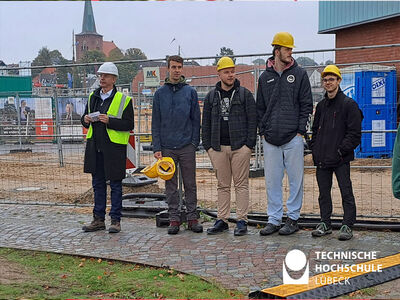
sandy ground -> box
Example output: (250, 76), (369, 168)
(0, 151), (398, 219)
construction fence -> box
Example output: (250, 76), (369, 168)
(1, 45), (400, 221)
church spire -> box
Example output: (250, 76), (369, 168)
(81, 0), (98, 34)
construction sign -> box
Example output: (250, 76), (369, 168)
(143, 67), (160, 87)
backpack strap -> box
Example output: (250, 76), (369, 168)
(208, 88), (216, 106)
(239, 86), (245, 105)
(208, 86), (245, 106)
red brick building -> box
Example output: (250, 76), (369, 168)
(131, 65), (263, 101)
(318, 2), (400, 101)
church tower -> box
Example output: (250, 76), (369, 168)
(75, 0), (103, 62)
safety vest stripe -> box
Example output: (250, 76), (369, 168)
(109, 94), (127, 119)
(88, 92), (94, 113)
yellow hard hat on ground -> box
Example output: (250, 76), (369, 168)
(217, 56), (235, 71)
(141, 160), (158, 178)
(271, 32), (295, 48)
(321, 64), (342, 79)
(157, 157), (176, 181)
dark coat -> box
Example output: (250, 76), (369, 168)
(81, 87), (134, 180)
(202, 79), (257, 151)
(310, 89), (362, 168)
(256, 57), (313, 146)
(152, 76), (200, 152)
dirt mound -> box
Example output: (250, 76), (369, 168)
(0, 257), (32, 284)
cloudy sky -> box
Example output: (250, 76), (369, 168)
(0, 1), (335, 65)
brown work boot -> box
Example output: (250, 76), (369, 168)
(109, 219), (121, 233)
(82, 215), (105, 232)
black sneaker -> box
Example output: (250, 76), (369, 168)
(338, 225), (353, 241)
(188, 219), (203, 233)
(259, 223), (280, 236)
(207, 219), (229, 235)
(279, 218), (299, 235)
(311, 222), (332, 237)
(234, 220), (248, 236)
(168, 221), (180, 235)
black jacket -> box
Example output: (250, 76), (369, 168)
(81, 87), (134, 180)
(202, 79), (257, 151)
(310, 89), (362, 168)
(256, 57), (313, 146)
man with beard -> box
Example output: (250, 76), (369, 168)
(257, 32), (313, 236)
(202, 56), (257, 236)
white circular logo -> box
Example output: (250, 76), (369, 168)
(285, 249), (307, 271)
(287, 75), (295, 83)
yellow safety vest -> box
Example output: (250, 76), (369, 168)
(86, 91), (132, 145)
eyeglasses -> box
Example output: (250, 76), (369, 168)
(322, 78), (336, 83)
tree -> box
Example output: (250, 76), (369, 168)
(296, 56), (318, 67)
(107, 48), (124, 62)
(124, 48), (147, 60)
(80, 50), (106, 74)
(323, 59), (334, 65)
(214, 47), (235, 65)
(117, 48), (148, 85)
(73, 50), (106, 89)
(252, 58), (266, 66)
(31, 47), (52, 78)
(50, 50), (70, 84)
(31, 47), (70, 84)
(49, 50), (67, 65)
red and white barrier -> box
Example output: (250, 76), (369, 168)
(126, 131), (137, 172)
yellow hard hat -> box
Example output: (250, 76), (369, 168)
(271, 32), (295, 48)
(141, 160), (158, 178)
(156, 157), (176, 181)
(321, 65), (342, 79)
(217, 56), (235, 71)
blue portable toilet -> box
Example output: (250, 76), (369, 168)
(341, 67), (397, 158)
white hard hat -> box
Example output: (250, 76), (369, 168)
(97, 62), (119, 77)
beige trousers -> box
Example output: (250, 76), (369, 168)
(207, 145), (251, 222)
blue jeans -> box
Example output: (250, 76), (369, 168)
(262, 135), (304, 225)
(92, 151), (123, 221)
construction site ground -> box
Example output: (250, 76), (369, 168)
(0, 150), (397, 219)
(1, 148), (400, 298)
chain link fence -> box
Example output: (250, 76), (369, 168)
(1, 45), (399, 220)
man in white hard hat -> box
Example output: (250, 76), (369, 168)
(81, 62), (134, 234)
(202, 56), (257, 236)
(257, 32), (313, 236)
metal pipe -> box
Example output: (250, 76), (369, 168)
(16, 93), (22, 148)
(4, 43), (400, 71)
(54, 88), (64, 167)
(201, 209), (400, 231)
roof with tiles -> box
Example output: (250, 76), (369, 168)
(131, 64), (265, 94)
(102, 41), (118, 57)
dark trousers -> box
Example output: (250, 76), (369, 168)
(162, 144), (198, 222)
(92, 151), (123, 221)
(316, 162), (356, 227)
